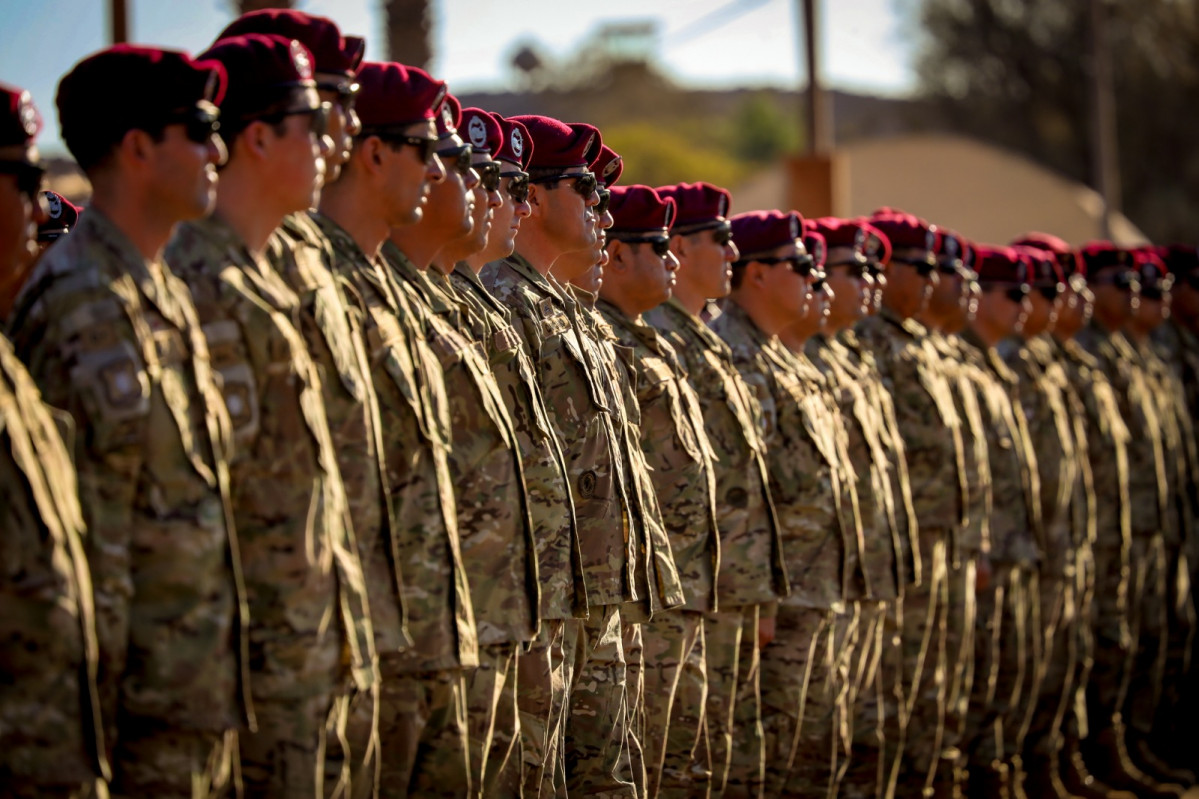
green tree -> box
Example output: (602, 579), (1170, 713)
(916, 0), (1199, 241)
(732, 92), (802, 164)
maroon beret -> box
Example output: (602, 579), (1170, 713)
(460, 106), (501, 156)
(974, 244), (1029, 286)
(38, 191), (81, 241)
(730, 210), (803, 260)
(58, 45), (226, 145)
(594, 145), (623, 188)
(1012, 244), (1064, 288)
(1079, 241), (1137, 274)
(608, 185), (675, 233)
(435, 94), (461, 139)
(217, 9), (364, 79)
(810, 217), (867, 267)
(868, 208), (940, 263)
(936, 229), (973, 273)
(1012, 231), (1081, 279)
(197, 35), (314, 121)
(657, 182), (731, 233)
(803, 227), (827, 269)
(492, 114), (531, 169)
(1155, 244), (1199, 279)
(355, 61), (446, 131)
(1134, 247), (1172, 294)
(0, 84), (41, 149)
(510, 115), (601, 170)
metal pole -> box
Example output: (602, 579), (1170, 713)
(801, 0), (831, 155)
(1089, 0), (1120, 238)
(110, 0), (128, 44)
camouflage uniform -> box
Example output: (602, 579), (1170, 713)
(269, 211), (398, 799)
(12, 209), (252, 798)
(450, 261), (583, 798)
(0, 332), (107, 797)
(165, 215), (376, 799)
(647, 298), (789, 799)
(856, 308), (969, 796)
(483, 253), (643, 797)
(957, 330), (1042, 789)
(808, 330), (913, 799)
(392, 255), (541, 797)
(1001, 333), (1092, 774)
(598, 298), (721, 798)
(927, 331), (991, 792)
(711, 302), (865, 799)
(313, 218), (478, 798)
(1117, 331), (1195, 746)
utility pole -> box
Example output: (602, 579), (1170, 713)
(110, 0), (128, 44)
(1089, 0), (1120, 239)
(786, 0), (838, 217)
(801, 0), (832, 155)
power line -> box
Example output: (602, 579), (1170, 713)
(663, 0), (775, 48)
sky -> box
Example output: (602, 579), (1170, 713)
(0, 0), (918, 154)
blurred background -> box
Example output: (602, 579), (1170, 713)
(2, 0), (1195, 245)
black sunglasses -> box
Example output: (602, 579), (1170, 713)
(595, 188), (611, 216)
(711, 226), (733, 246)
(829, 261), (867, 279)
(500, 171), (530, 203)
(1000, 285), (1030, 304)
(744, 253), (816, 276)
(436, 144), (474, 176)
(529, 170), (598, 199)
(0, 160), (46, 199)
(473, 160), (501, 192)
(259, 102), (331, 140)
(1036, 285), (1061, 301)
(367, 130), (439, 164)
(1092, 270), (1140, 291)
(614, 235), (672, 258)
(167, 105), (221, 145)
(891, 256), (937, 276)
(315, 80), (359, 112)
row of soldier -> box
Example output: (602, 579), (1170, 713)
(2, 8), (1197, 799)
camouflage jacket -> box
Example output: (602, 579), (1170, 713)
(1077, 320), (1167, 540)
(314, 218), (476, 672)
(930, 332), (993, 563)
(1000, 335), (1080, 576)
(450, 263), (584, 620)
(569, 285), (684, 618)
(1150, 321), (1199, 552)
(646, 299), (788, 608)
(808, 332), (904, 599)
(856, 308), (967, 573)
(268, 212), (407, 653)
(10, 209), (253, 750)
(483, 255), (638, 609)
(960, 330), (1043, 567)
(387, 253), (538, 646)
(1132, 333), (1195, 550)
(0, 333), (107, 786)
(835, 328), (921, 587)
(166, 215), (376, 694)
(1053, 335), (1130, 620)
(599, 299), (720, 613)
(712, 302), (863, 609)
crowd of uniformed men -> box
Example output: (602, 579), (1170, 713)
(2, 9), (1198, 799)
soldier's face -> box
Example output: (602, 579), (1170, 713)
(631, 237), (679, 310)
(759, 242), (812, 324)
(385, 119), (444, 227)
(824, 263), (867, 331)
(538, 167), (598, 255)
(684, 226), (738, 300)
(266, 108), (331, 213)
(478, 159), (527, 261)
(422, 141), (478, 245)
(0, 163), (46, 301)
(152, 122), (226, 221)
(1173, 282), (1199, 325)
(882, 261), (930, 319)
(317, 85), (359, 183)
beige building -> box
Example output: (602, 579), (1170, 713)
(735, 132), (1146, 246)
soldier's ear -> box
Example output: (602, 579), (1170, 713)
(607, 239), (629, 271)
(670, 233), (688, 260)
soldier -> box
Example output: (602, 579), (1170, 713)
(386, 96), (540, 797)
(1117, 250), (1196, 788)
(913, 227), (988, 796)
(162, 34), (377, 798)
(856, 209), (966, 797)
(448, 108), (583, 796)
(213, 11), (395, 797)
(36, 190), (81, 255)
(483, 114), (650, 797)
(647, 183), (789, 799)
(0, 82), (106, 799)
(597, 184), (721, 798)
(805, 216), (914, 799)
(710, 210), (857, 798)
(9, 47), (251, 797)
(958, 245), (1043, 798)
(313, 60), (483, 798)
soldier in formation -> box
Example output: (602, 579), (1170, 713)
(3, 8), (1198, 799)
